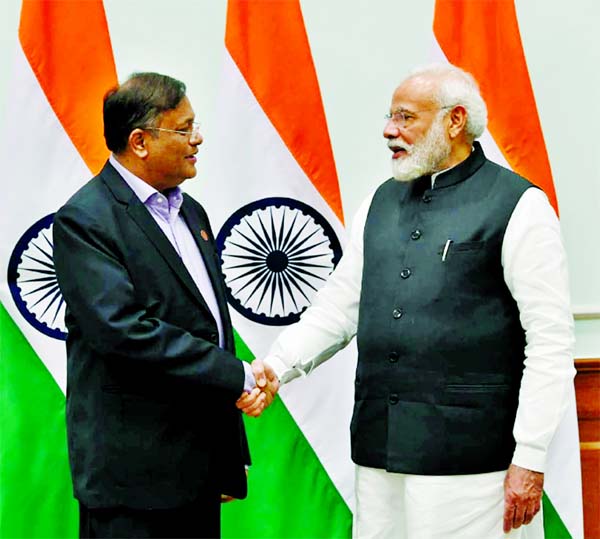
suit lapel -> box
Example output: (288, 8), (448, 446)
(181, 200), (235, 351)
(100, 163), (214, 319)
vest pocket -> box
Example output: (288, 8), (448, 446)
(449, 240), (486, 252)
(444, 381), (516, 409)
(384, 388), (517, 474)
(445, 383), (510, 393)
(441, 240), (498, 294)
(437, 240), (486, 255)
(438, 398), (516, 472)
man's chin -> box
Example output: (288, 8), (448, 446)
(391, 161), (424, 183)
(185, 166), (198, 179)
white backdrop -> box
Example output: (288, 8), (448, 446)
(1, 0), (598, 356)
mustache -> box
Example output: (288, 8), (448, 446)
(387, 139), (412, 152)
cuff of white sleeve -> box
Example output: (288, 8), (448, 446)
(511, 443), (547, 473)
(264, 355), (301, 385)
(242, 361), (256, 393)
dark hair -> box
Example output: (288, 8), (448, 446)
(103, 72), (187, 154)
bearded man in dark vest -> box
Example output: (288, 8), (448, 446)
(240, 64), (575, 539)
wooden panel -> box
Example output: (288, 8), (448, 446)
(575, 358), (600, 539)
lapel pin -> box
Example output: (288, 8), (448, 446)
(200, 229), (209, 241)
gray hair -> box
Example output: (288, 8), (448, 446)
(406, 64), (487, 141)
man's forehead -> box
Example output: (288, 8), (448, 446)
(159, 96), (195, 125)
(391, 77), (437, 109)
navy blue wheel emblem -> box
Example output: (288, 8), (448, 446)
(216, 197), (342, 326)
(7, 213), (67, 340)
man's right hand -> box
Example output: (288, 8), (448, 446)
(252, 359), (279, 408)
(236, 359), (279, 417)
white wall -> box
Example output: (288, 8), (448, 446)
(1, 0), (598, 356)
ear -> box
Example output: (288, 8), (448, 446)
(447, 105), (467, 140)
(128, 128), (149, 158)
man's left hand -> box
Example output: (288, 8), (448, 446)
(503, 463), (544, 533)
(235, 387), (265, 417)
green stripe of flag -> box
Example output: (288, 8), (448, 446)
(222, 332), (352, 539)
(0, 301), (78, 538)
(543, 493), (571, 539)
(0, 301), (351, 538)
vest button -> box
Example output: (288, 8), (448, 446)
(410, 229), (422, 240)
(389, 351), (399, 362)
(400, 268), (411, 279)
(209, 333), (218, 343)
(392, 308), (403, 319)
(422, 194), (432, 203)
(389, 394), (399, 405)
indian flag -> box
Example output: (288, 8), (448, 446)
(201, 1), (355, 537)
(433, 1), (583, 538)
(0, 1), (117, 537)
(0, 0), (355, 537)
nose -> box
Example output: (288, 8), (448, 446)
(383, 119), (400, 139)
(190, 130), (203, 145)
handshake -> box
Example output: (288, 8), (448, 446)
(236, 359), (280, 417)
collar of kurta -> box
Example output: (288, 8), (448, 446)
(430, 140), (487, 190)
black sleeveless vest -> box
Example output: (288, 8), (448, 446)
(353, 142), (534, 474)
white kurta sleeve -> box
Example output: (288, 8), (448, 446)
(502, 188), (576, 472)
(265, 194), (373, 383)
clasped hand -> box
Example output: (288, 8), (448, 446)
(236, 359), (280, 417)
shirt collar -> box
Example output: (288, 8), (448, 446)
(109, 154), (183, 212)
(109, 154), (158, 204)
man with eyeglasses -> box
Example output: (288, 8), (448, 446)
(53, 72), (278, 538)
(243, 63), (575, 538)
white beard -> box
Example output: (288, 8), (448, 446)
(390, 116), (452, 182)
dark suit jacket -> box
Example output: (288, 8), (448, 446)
(53, 161), (250, 510)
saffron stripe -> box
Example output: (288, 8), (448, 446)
(225, 0), (344, 223)
(18, 0), (117, 174)
(433, 0), (558, 213)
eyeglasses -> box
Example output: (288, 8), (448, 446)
(384, 106), (453, 127)
(143, 121), (201, 138)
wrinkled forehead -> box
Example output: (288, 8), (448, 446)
(390, 76), (440, 111)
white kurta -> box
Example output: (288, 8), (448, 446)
(265, 179), (575, 537)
